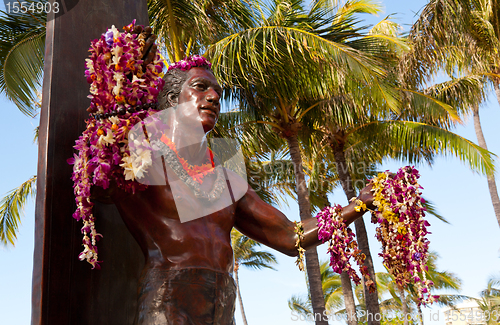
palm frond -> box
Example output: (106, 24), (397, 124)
(423, 74), (490, 118)
(333, 0), (382, 24)
(401, 88), (461, 126)
(288, 260), (344, 315)
(349, 120), (496, 176)
(148, 0), (255, 59)
(288, 294), (313, 316)
(206, 24), (389, 101)
(421, 198), (449, 224)
(0, 176), (37, 246)
(432, 294), (470, 307)
(231, 229), (278, 271)
(0, 4), (46, 116)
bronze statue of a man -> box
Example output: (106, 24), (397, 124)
(100, 59), (374, 324)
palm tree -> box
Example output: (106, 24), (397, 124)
(0, 1), (46, 117)
(288, 260), (344, 320)
(0, 58), (41, 245)
(231, 228), (277, 325)
(0, 176), (36, 245)
(475, 276), (500, 325)
(406, 0), (500, 228)
(206, 1), (408, 322)
(291, 13), (496, 325)
(377, 252), (467, 325)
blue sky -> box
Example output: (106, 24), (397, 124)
(1, 1), (500, 324)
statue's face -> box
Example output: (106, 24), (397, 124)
(177, 67), (222, 133)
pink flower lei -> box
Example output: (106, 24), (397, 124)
(167, 55), (212, 71)
(68, 20), (165, 269)
(316, 205), (375, 292)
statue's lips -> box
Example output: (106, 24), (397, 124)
(199, 107), (218, 119)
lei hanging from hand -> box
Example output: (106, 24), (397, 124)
(316, 166), (436, 305)
(369, 166), (437, 305)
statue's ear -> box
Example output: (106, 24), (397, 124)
(157, 89), (177, 108)
(166, 92), (178, 108)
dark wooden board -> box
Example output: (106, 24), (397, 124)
(33, 1), (147, 324)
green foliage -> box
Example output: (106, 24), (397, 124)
(475, 276), (500, 325)
(377, 252), (467, 316)
(0, 176), (36, 245)
(0, 1), (46, 116)
(148, 0), (255, 60)
(288, 260), (344, 317)
(349, 120), (496, 175)
(205, 0), (407, 115)
(231, 228), (277, 270)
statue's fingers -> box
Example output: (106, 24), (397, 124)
(143, 52), (155, 68)
(141, 34), (157, 60)
(143, 45), (157, 68)
(143, 26), (153, 38)
(144, 34), (157, 50)
(145, 42), (158, 60)
(133, 25), (144, 34)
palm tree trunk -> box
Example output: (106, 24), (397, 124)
(494, 81), (500, 108)
(287, 134), (328, 325)
(417, 304), (424, 325)
(234, 267), (249, 325)
(322, 193), (358, 325)
(399, 287), (409, 325)
(341, 271), (359, 325)
(331, 140), (381, 325)
(472, 105), (500, 228)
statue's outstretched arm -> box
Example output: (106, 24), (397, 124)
(233, 184), (374, 257)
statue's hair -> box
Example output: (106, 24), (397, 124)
(158, 68), (189, 108)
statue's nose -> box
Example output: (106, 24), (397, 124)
(206, 89), (220, 107)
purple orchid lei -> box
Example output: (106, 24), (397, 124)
(316, 205), (375, 292)
(68, 21), (165, 269)
(167, 55), (211, 71)
(369, 166), (437, 305)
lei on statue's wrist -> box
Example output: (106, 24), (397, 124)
(316, 204), (375, 292)
(294, 221), (306, 271)
(316, 166), (437, 305)
(68, 20), (165, 269)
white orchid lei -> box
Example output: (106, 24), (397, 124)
(68, 21), (165, 269)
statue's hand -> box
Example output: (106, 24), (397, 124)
(357, 183), (375, 211)
(132, 25), (158, 70)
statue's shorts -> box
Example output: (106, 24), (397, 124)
(135, 268), (236, 325)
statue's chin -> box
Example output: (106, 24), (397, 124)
(202, 121), (215, 134)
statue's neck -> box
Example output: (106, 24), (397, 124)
(169, 125), (209, 165)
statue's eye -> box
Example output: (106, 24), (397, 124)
(194, 83), (207, 91)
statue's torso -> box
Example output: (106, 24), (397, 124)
(112, 172), (239, 274)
